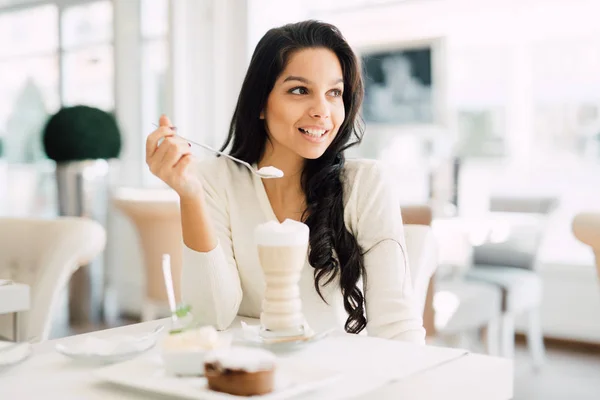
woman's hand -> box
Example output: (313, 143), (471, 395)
(146, 115), (203, 199)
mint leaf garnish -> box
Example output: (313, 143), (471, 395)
(175, 304), (191, 318)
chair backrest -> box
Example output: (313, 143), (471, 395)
(572, 212), (600, 281)
(112, 187), (183, 305)
(489, 196), (558, 214)
(472, 195), (558, 270)
(401, 205), (436, 336)
(402, 224), (438, 327)
(0, 217), (106, 341)
(401, 205), (432, 226)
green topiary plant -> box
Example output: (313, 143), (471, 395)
(0, 137), (3, 159)
(42, 105), (122, 162)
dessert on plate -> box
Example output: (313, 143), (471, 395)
(204, 347), (276, 396)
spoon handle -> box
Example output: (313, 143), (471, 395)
(161, 254), (178, 325)
(184, 138), (254, 171)
(151, 123), (254, 173)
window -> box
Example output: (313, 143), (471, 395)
(0, 1), (115, 217)
(141, 0), (170, 186)
(61, 1), (113, 49)
(0, 4), (58, 58)
(61, 0), (114, 110)
(0, 4), (59, 164)
(62, 44), (114, 109)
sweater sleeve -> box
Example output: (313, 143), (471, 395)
(180, 159), (243, 330)
(355, 162), (426, 344)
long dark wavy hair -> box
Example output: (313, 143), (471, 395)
(220, 20), (367, 334)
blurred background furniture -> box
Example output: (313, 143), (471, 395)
(0, 282), (30, 341)
(0, 217), (105, 341)
(465, 196), (558, 368)
(403, 205), (502, 355)
(432, 217), (502, 355)
(572, 212), (600, 281)
(403, 224), (438, 321)
(401, 205), (436, 335)
(112, 187), (183, 321)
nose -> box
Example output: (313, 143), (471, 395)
(309, 95), (330, 119)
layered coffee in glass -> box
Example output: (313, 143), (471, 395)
(254, 219), (309, 337)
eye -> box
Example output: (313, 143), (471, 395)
(329, 88), (343, 97)
(289, 86), (309, 95)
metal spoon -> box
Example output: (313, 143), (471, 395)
(161, 254), (180, 328)
(152, 123), (283, 179)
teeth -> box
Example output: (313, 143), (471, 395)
(300, 128), (327, 137)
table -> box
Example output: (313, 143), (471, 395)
(0, 318), (513, 399)
(0, 281), (30, 341)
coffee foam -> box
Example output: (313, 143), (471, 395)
(254, 219), (309, 246)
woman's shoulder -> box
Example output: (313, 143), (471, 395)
(195, 155), (232, 173)
(343, 158), (390, 187)
(193, 156), (250, 191)
(342, 158), (397, 208)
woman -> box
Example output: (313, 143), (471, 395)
(146, 20), (425, 343)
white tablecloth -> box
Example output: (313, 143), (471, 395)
(0, 317), (513, 399)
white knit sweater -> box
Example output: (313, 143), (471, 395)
(181, 156), (425, 343)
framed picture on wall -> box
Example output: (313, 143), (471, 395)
(360, 38), (446, 127)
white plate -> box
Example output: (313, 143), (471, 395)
(95, 355), (342, 400)
(0, 341), (31, 372)
(55, 326), (163, 364)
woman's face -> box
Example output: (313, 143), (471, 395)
(262, 47), (345, 161)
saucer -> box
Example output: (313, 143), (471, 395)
(0, 341), (32, 372)
(55, 325), (164, 364)
(259, 325), (310, 339)
(236, 322), (333, 352)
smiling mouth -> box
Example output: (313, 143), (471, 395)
(298, 127), (330, 138)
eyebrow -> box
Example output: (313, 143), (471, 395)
(282, 75), (344, 85)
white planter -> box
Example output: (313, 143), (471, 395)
(55, 159), (116, 324)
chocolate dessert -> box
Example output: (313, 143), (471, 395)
(204, 347), (276, 396)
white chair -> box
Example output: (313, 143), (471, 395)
(112, 187), (183, 321)
(465, 196), (557, 369)
(434, 279), (502, 354)
(0, 217), (106, 341)
(467, 265), (543, 363)
(432, 219), (502, 355)
(401, 205), (436, 336)
(403, 224), (438, 319)
(401, 205), (502, 353)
